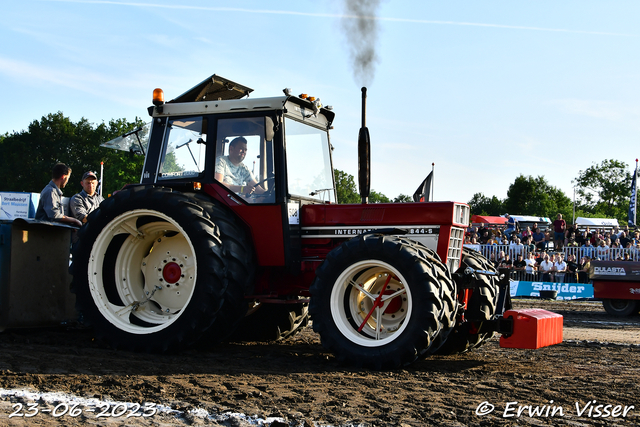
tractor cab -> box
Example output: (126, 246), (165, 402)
(132, 75), (336, 270)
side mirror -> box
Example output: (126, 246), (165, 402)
(265, 117), (275, 141)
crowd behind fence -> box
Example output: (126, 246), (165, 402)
(465, 221), (640, 284)
(464, 244), (640, 284)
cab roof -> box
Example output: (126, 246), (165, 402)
(168, 74), (253, 103)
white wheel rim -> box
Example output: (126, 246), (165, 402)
(88, 209), (197, 334)
(330, 260), (411, 347)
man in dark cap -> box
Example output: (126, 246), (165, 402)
(70, 171), (104, 224)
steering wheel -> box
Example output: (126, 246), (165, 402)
(246, 174), (276, 201)
(255, 173), (276, 188)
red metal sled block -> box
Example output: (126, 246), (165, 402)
(500, 309), (563, 349)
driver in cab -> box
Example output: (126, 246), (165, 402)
(215, 136), (266, 196)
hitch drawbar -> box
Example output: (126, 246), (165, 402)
(499, 309), (563, 349)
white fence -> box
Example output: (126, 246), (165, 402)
(463, 244), (640, 283)
(465, 244), (640, 262)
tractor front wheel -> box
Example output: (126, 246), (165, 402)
(310, 234), (455, 370)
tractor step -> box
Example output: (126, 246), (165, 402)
(499, 309), (563, 349)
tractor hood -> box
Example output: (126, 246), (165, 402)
(168, 74), (253, 103)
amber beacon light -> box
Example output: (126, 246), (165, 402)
(152, 88), (165, 106)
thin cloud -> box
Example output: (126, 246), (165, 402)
(32, 0), (639, 37)
(552, 99), (638, 121)
(0, 56), (147, 107)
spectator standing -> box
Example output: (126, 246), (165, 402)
(513, 254), (526, 272)
(539, 254), (554, 282)
(565, 223), (578, 245)
(553, 253), (567, 282)
(525, 252), (538, 278)
(611, 226), (621, 240)
(620, 232), (631, 249)
(505, 214), (517, 239)
(578, 256), (591, 283)
(544, 230), (552, 251)
(596, 240), (609, 260)
(565, 254), (579, 283)
(532, 227), (545, 251)
(499, 253), (513, 270)
(552, 213), (566, 252)
(489, 252), (497, 268)
(70, 171), (104, 224)
(35, 163), (82, 227)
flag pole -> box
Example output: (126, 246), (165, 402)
(635, 158), (638, 227)
(100, 161), (104, 197)
(431, 163), (434, 202)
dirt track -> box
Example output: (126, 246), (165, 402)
(1, 299), (639, 426)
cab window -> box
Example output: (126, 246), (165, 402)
(284, 118), (335, 203)
(214, 117), (275, 204)
(158, 116), (207, 180)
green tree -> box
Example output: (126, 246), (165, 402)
(0, 113), (145, 197)
(333, 169), (393, 204)
(573, 159), (631, 222)
(468, 192), (505, 216)
(504, 175), (572, 219)
(369, 190), (390, 203)
(393, 194), (412, 203)
(334, 169), (360, 204)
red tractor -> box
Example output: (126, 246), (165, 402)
(72, 74), (558, 369)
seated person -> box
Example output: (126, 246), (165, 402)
(214, 137), (266, 197)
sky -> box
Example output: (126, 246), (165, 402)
(2, 0), (640, 205)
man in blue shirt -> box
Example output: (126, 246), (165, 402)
(505, 214), (517, 239)
(35, 163), (82, 227)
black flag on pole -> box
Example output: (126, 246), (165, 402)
(412, 171), (433, 202)
(629, 162), (638, 226)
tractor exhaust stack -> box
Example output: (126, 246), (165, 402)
(358, 87), (371, 204)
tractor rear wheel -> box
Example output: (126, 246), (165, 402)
(185, 194), (255, 342)
(602, 299), (639, 317)
(230, 301), (309, 342)
(72, 186), (226, 352)
(436, 247), (500, 355)
(310, 234), (455, 370)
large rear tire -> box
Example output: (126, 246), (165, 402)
(602, 299), (639, 317)
(185, 194), (255, 342)
(72, 186), (226, 352)
(310, 234), (456, 370)
(437, 247), (500, 355)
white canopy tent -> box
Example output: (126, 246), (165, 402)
(575, 217), (619, 229)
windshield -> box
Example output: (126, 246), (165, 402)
(284, 118), (335, 203)
(158, 117), (207, 180)
(101, 122), (150, 155)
